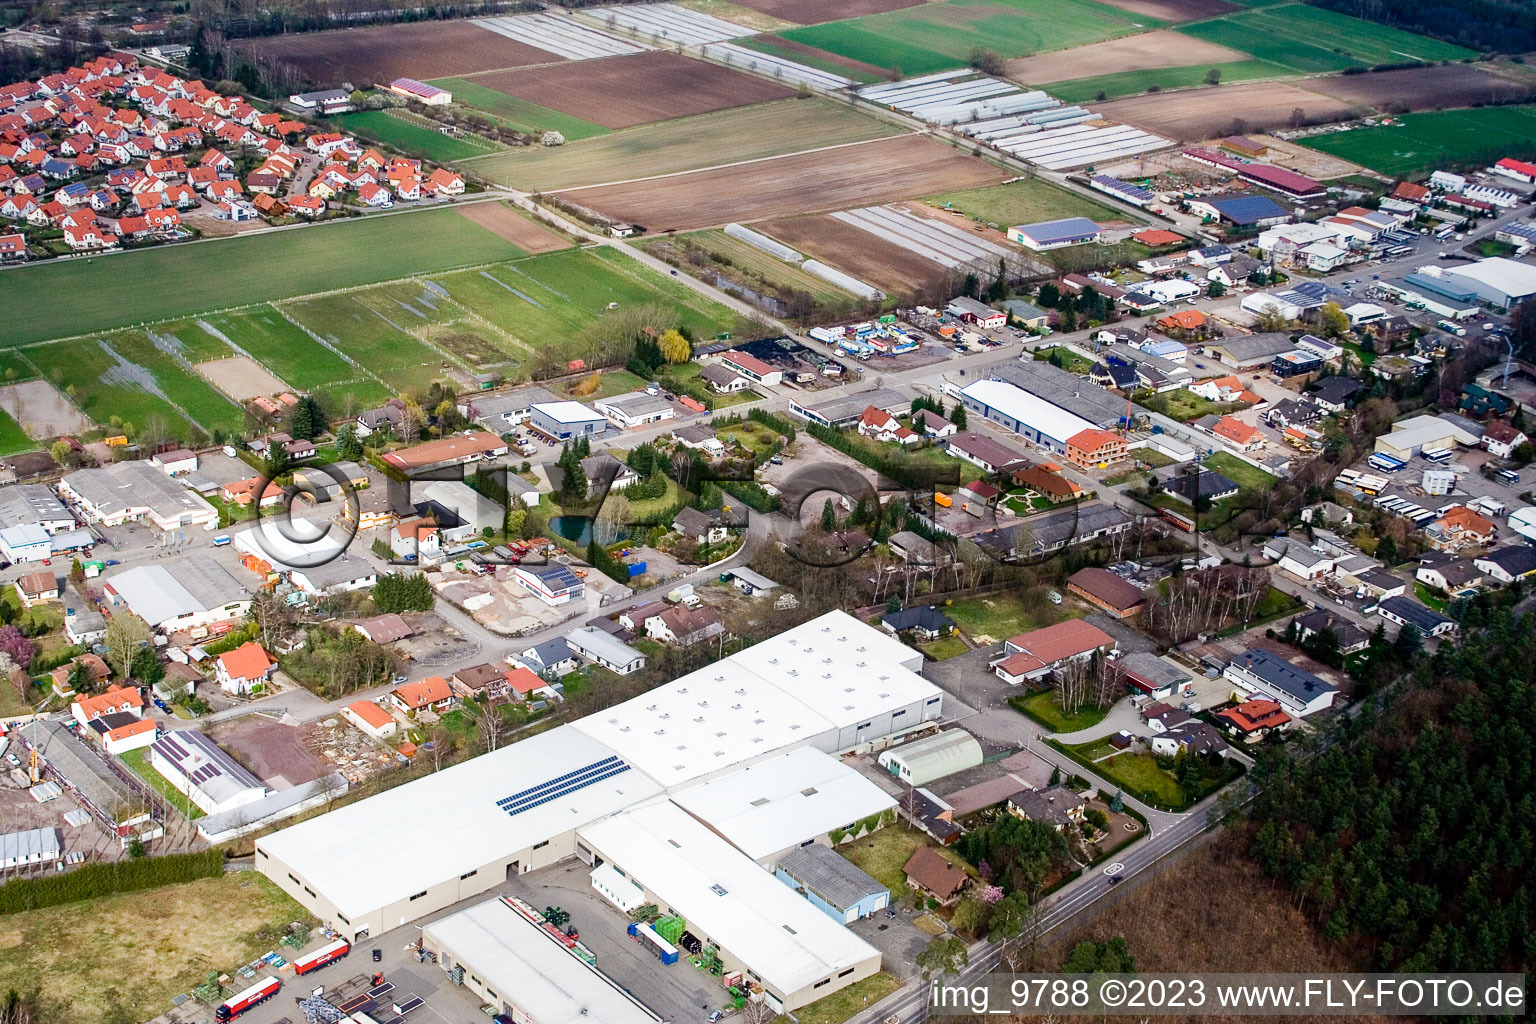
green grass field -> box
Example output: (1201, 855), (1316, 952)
(464, 99), (898, 191)
(186, 310), (356, 390)
(1011, 689), (1108, 733)
(119, 747), (204, 819)
(925, 178), (1120, 227)
(41, 332), (244, 435)
(434, 247), (738, 354)
(158, 321), (236, 363)
(733, 37), (889, 84)
(1299, 105), (1536, 177)
(335, 110), (495, 162)
(0, 351), (37, 381)
(1201, 451), (1277, 491)
(778, 0), (1159, 76)
(1179, 3), (1475, 73)
(280, 288), (457, 392)
(0, 408), (36, 455)
(427, 78), (611, 140)
(3, 209), (527, 347)
(1042, 59), (1292, 102)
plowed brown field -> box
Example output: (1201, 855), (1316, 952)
(1094, 81), (1363, 140)
(240, 21), (557, 87)
(555, 134), (1009, 231)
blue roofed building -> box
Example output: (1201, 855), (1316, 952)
(1088, 175), (1155, 207)
(1187, 193), (1291, 228)
(1008, 217), (1102, 251)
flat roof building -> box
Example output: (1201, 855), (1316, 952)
(58, 462), (217, 531)
(103, 557), (250, 633)
(578, 800), (882, 1013)
(423, 898), (662, 1024)
(989, 360), (1126, 427)
(670, 747), (895, 864)
(1008, 217), (1101, 251)
(957, 380), (1096, 452)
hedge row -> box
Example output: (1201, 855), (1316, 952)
(0, 848), (224, 914)
(720, 480), (779, 514)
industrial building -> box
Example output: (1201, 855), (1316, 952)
(1224, 648), (1337, 717)
(775, 844), (889, 924)
(875, 729), (982, 786)
(1374, 414), (1480, 462)
(148, 731), (266, 816)
(595, 392), (677, 428)
(988, 360), (1127, 427)
(669, 747), (895, 864)
(1008, 217), (1102, 250)
(580, 799), (881, 1012)
(1440, 257), (1536, 308)
(257, 613), (941, 944)
(787, 388), (907, 428)
(422, 898), (662, 1024)
(101, 557), (250, 634)
(58, 462), (218, 532)
(957, 379), (1096, 452)
(528, 402), (608, 441)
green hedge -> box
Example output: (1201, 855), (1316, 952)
(0, 848), (224, 914)
(720, 480), (779, 513)
(747, 408), (797, 443)
(805, 423), (953, 491)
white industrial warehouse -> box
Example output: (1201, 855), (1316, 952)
(256, 612), (942, 1010)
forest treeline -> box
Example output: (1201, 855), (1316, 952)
(1308, 0), (1534, 54)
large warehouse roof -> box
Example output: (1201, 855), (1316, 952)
(425, 899), (660, 1024)
(989, 360), (1125, 426)
(104, 557), (248, 627)
(569, 612), (939, 787)
(670, 748), (896, 862)
(579, 800), (879, 997)
(960, 379), (1097, 445)
(257, 726), (663, 921)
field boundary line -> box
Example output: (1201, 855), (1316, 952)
(548, 130), (920, 192)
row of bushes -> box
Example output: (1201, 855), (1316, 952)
(720, 480), (779, 514)
(0, 849), (224, 914)
(805, 423), (954, 491)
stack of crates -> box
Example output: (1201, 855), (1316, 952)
(654, 916), (686, 946)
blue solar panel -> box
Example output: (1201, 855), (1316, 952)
(496, 757), (630, 818)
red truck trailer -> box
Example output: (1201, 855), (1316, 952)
(215, 976), (280, 1021)
(292, 938), (351, 976)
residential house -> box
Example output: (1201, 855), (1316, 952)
(1007, 786), (1085, 831)
(520, 638), (577, 679)
(991, 620), (1115, 685)
(565, 626), (647, 675)
(215, 642), (276, 695)
(1211, 416), (1262, 451)
(1150, 721), (1229, 758)
(1012, 464), (1083, 504)
(1216, 699), (1292, 742)
(911, 409), (957, 439)
(1377, 595), (1457, 638)
(879, 605), (956, 641)
(1063, 427), (1126, 469)
(671, 506), (739, 545)
(699, 363), (749, 393)
(450, 663), (509, 700)
(1474, 546), (1536, 585)
(1425, 505), (1495, 551)
(70, 684), (144, 730)
(1308, 376), (1364, 414)
(1262, 536), (1334, 581)
(15, 571), (58, 607)
(857, 406), (918, 446)
(390, 676), (456, 715)
(1293, 607), (1370, 654)
(945, 432), (1027, 476)
(645, 605), (725, 647)
(902, 846), (967, 905)
(1416, 552), (1483, 593)
(1482, 420), (1528, 459)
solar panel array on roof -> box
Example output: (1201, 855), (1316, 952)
(496, 756), (631, 817)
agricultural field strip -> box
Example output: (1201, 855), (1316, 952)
(577, 2), (746, 44)
(549, 131), (916, 192)
(696, 41), (856, 88)
(472, 14), (650, 59)
(1177, 3), (1475, 72)
(388, 108), (504, 152)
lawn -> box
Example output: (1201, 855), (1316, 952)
(1415, 581), (1448, 611)
(1083, 749), (1187, 807)
(3, 209), (527, 347)
(715, 419), (783, 458)
(463, 99), (899, 191)
(1201, 451), (1277, 490)
(45, 332), (245, 436)
(1035, 346), (1095, 374)
(1135, 389), (1246, 423)
(1178, 3), (1475, 74)
(1041, 59), (1291, 102)
(187, 309), (361, 390)
(335, 110), (495, 162)
(119, 746), (204, 819)
(944, 591), (1069, 642)
(0, 873), (310, 1024)
(1010, 688), (1108, 733)
(0, 408), (36, 455)
(922, 634), (970, 661)
(436, 247), (739, 357)
(158, 320), (236, 362)
(779, 0), (1159, 76)
(563, 368), (649, 400)
(1299, 105), (1536, 178)
(793, 973), (902, 1024)
(925, 178), (1120, 229)
(427, 78), (611, 140)
(837, 826), (970, 895)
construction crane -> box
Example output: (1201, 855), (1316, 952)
(27, 692), (60, 784)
